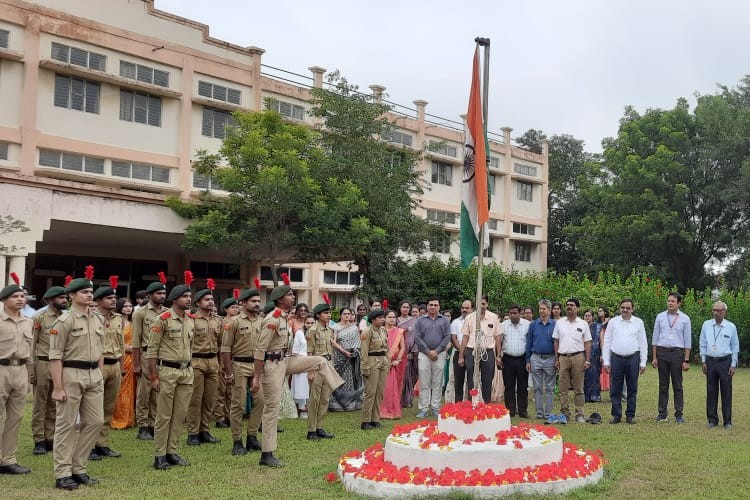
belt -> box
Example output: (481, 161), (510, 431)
(264, 352), (285, 362)
(558, 351), (583, 357)
(36, 355), (50, 361)
(233, 356), (254, 363)
(657, 347), (683, 352)
(706, 355), (732, 362)
(0, 358), (27, 366)
(103, 358), (119, 365)
(192, 352), (217, 359)
(503, 353), (525, 359)
(159, 359), (191, 369)
(612, 352), (638, 360)
(62, 360), (98, 369)
(369, 351), (386, 356)
(533, 353), (555, 358)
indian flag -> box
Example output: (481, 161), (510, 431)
(460, 46), (490, 268)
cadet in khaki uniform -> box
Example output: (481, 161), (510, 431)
(0, 282), (33, 474)
(305, 303), (337, 440)
(186, 286), (221, 445)
(221, 288), (263, 455)
(132, 279), (167, 440)
(252, 283), (354, 467)
(30, 286), (66, 455)
(214, 294), (239, 428)
(146, 282), (194, 470)
(50, 277), (105, 490)
(90, 280), (124, 460)
(360, 309), (390, 430)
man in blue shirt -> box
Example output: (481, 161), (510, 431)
(525, 299), (556, 420)
(414, 298), (451, 418)
(699, 301), (739, 429)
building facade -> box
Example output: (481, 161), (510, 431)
(0, 0), (547, 309)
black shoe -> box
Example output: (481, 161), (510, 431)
(724, 422), (733, 429)
(232, 440), (247, 456)
(259, 452), (284, 467)
(609, 417), (621, 424)
(88, 449), (102, 461)
(316, 428), (334, 439)
(370, 422), (382, 429)
(95, 446), (122, 458)
(137, 427), (153, 441)
(336, 387), (364, 408)
(306, 431), (321, 440)
(519, 413), (529, 419)
(166, 453), (190, 466)
(245, 434), (262, 451)
(198, 431), (220, 444)
(707, 422), (717, 428)
(361, 422), (374, 430)
(215, 418), (230, 429)
(153, 456), (172, 470)
(55, 476), (80, 490)
(276, 426), (284, 433)
(0, 463), (31, 474)
(45, 440), (54, 451)
(72, 473), (99, 485)
(626, 416), (636, 424)
(33, 442), (47, 455)
(186, 434), (201, 446)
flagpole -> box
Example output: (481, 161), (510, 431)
(472, 37), (490, 395)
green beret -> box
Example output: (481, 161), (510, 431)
(0, 285), (23, 301)
(43, 286), (66, 300)
(262, 302), (275, 315)
(193, 288), (213, 303)
(367, 309), (385, 322)
(268, 285), (291, 302)
(65, 278), (94, 294)
(167, 284), (191, 302)
(146, 281), (167, 293)
(221, 298), (238, 310)
(93, 286), (117, 300)
(312, 303), (330, 315)
(239, 288), (259, 302)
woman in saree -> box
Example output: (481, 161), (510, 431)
(329, 308), (363, 411)
(111, 298), (135, 429)
(380, 310), (406, 419)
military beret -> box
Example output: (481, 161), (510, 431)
(93, 286), (117, 300)
(262, 302), (275, 315)
(65, 278), (94, 294)
(167, 284), (191, 302)
(221, 297), (238, 310)
(43, 286), (67, 300)
(238, 288), (259, 302)
(0, 284), (24, 301)
(367, 309), (385, 322)
(312, 303), (331, 315)
(146, 281), (167, 293)
(268, 285), (291, 302)
(193, 288), (213, 303)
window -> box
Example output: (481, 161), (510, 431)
(54, 74), (100, 113)
(425, 209), (457, 224)
(431, 161), (453, 186)
(429, 232), (452, 254)
(111, 160), (170, 183)
(323, 271), (360, 286)
(51, 42), (106, 71)
(268, 99), (305, 120)
(0, 29), (9, 49)
(202, 107), (235, 139)
(0, 142), (8, 160)
(512, 222), (536, 235)
(388, 130), (413, 147)
(515, 242), (532, 262)
(514, 163), (537, 177)
(517, 181), (533, 202)
(38, 149), (104, 174)
(489, 156), (500, 168)
(193, 173), (224, 191)
(488, 174), (496, 195)
(260, 266), (304, 283)
(119, 61), (169, 88)
(487, 219), (498, 230)
(119, 89), (161, 126)
(483, 238), (494, 258)
(429, 141), (458, 157)
(190, 261), (241, 280)
(198, 80), (241, 105)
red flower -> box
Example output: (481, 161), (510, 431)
(413, 388), (420, 396)
(469, 388), (479, 397)
(325, 472), (339, 483)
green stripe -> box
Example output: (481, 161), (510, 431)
(460, 202), (479, 268)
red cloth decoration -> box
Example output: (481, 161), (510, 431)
(272, 308), (281, 318)
(382, 299), (389, 311)
(232, 288), (240, 300)
(109, 276), (119, 289)
(9, 272), (20, 285)
(158, 271), (167, 285)
(183, 270), (193, 287)
(322, 293), (331, 305)
(253, 277), (261, 290)
(281, 272), (290, 286)
(206, 278), (216, 291)
(84, 265), (95, 281)
(64, 275), (73, 287)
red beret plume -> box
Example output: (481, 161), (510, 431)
(64, 275), (73, 287)
(183, 270), (194, 287)
(232, 288), (240, 300)
(84, 265), (95, 281)
(9, 272), (20, 285)
(322, 293), (331, 306)
(253, 278), (261, 290)
(272, 308), (281, 318)
(206, 278), (216, 291)
(382, 299), (389, 311)
(109, 276), (119, 289)
(158, 271), (167, 285)
(281, 272), (291, 286)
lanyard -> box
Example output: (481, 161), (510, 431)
(668, 312), (679, 330)
(712, 324), (723, 343)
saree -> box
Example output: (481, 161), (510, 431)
(398, 317), (419, 408)
(111, 323), (135, 429)
(380, 327), (406, 419)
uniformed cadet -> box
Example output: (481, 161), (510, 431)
(90, 280), (124, 460)
(186, 286), (221, 445)
(360, 309), (390, 430)
(132, 279), (167, 440)
(305, 303), (337, 440)
(214, 295), (239, 428)
(146, 283), (194, 470)
(252, 283), (354, 467)
(222, 288), (264, 455)
(30, 285), (66, 455)
(0, 282), (33, 474)
(49, 277), (105, 490)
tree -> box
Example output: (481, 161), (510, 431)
(0, 215), (30, 254)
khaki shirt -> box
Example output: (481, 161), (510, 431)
(49, 308), (104, 362)
(32, 308), (60, 358)
(360, 326), (390, 370)
(306, 321), (334, 357)
(100, 312), (124, 359)
(192, 311), (221, 353)
(222, 312), (262, 358)
(131, 302), (166, 349)
(254, 308), (290, 360)
(0, 311), (33, 360)
(145, 309), (194, 362)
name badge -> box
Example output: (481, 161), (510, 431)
(711, 344), (718, 352)
(72, 327), (83, 332)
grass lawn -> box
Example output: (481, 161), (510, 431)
(5, 367), (749, 499)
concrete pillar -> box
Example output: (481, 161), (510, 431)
(178, 56), (195, 200)
(369, 84), (386, 103)
(0, 256), (6, 287)
(308, 66), (326, 88)
(501, 126), (513, 145)
(248, 47), (266, 112)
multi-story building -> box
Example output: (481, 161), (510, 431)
(0, 0), (547, 309)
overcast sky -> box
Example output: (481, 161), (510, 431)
(157, 0), (750, 152)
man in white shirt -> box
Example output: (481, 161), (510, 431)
(499, 304), (530, 418)
(449, 300), (472, 402)
(459, 296), (502, 403)
(602, 298), (648, 424)
(552, 298), (591, 423)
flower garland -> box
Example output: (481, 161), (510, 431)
(438, 400), (509, 423)
(391, 422), (562, 449)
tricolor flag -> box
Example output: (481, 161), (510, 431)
(460, 46), (490, 268)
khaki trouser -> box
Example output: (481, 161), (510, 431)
(0, 365), (27, 466)
(97, 362), (122, 446)
(136, 369), (157, 428)
(31, 359), (56, 443)
(558, 353), (585, 418)
(362, 364), (389, 423)
(213, 372), (231, 421)
(187, 357), (219, 435)
(260, 356), (343, 452)
(153, 365), (193, 456)
(230, 361), (264, 441)
(306, 372), (332, 432)
(53, 367), (104, 478)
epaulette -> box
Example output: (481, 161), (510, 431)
(160, 311), (172, 320)
(187, 312), (196, 319)
(272, 308), (281, 318)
